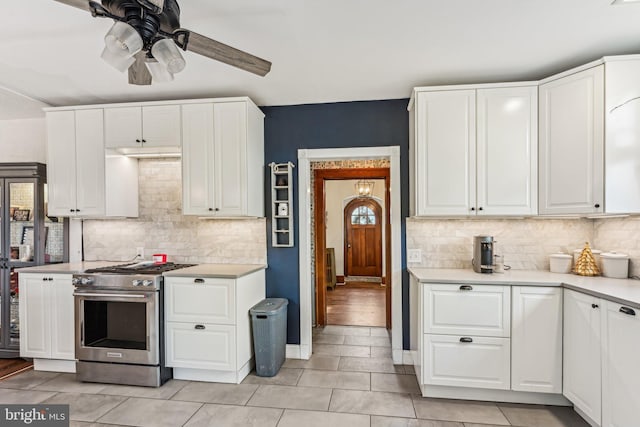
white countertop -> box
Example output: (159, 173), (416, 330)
(409, 267), (640, 309)
(17, 261), (121, 274)
(162, 264), (267, 279)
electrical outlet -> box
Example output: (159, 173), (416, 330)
(136, 247), (144, 259)
(408, 249), (422, 263)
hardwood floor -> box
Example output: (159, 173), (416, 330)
(326, 284), (386, 327)
(0, 358), (33, 380)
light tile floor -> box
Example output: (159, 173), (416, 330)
(0, 326), (590, 427)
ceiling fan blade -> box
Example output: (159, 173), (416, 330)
(128, 52), (152, 85)
(52, 0), (93, 12)
(183, 31), (271, 77)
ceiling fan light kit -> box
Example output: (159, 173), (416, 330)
(53, 0), (272, 85)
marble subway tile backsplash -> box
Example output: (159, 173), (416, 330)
(83, 158), (266, 265)
(407, 218), (594, 271)
(594, 217), (640, 278)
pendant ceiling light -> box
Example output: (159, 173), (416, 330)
(355, 180), (374, 197)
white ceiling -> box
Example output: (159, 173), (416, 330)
(2, 0), (640, 117)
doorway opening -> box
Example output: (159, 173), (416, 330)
(314, 167), (391, 329)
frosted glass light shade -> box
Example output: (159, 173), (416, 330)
(104, 21), (143, 56)
(151, 39), (186, 74)
(101, 47), (136, 72)
(146, 59), (174, 83)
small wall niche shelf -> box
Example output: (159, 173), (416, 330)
(269, 162), (294, 247)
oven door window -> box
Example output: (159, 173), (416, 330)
(83, 300), (147, 350)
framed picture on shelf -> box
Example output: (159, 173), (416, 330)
(13, 209), (30, 221)
(10, 246), (19, 260)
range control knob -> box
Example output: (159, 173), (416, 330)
(80, 277), (94, 286)
(132, 279), (143, 287)
(142, 280), (154, 287)
(72, 277), (81, 286)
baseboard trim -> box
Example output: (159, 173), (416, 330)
(33, 359), (76, 373)
(286, 344), (301, 359)
(418, 383), (571, 406)
(573, 405), (600, 427)
(402, 350), (414, 365)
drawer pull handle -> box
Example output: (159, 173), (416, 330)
(194, 278), (205, 283)
(194, 324), (206, 330)
(459, 337), (473, 343)
(459, 285), (473, 291)
(619, 306), (636, 316)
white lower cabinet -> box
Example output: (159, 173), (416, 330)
(563, 289), (603, 425)
(511, 287), (562, 393)
(166, 323), (236, 371)
(19, 273), (75, 371)
(424, 334), (510, 390)
(602, 300), (640, 427)
(164, 270), (265, 383)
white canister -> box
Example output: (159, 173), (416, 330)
(550, 253), (573, 273)
(600, 252), (630, 279)
(573, 248), (602, 269)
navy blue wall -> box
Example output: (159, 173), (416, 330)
(262, 99), (411, 349)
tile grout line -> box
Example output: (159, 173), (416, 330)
(496, 403), (514, 426)
(179, 402), (205, 427)
(93, 395), (132, 424)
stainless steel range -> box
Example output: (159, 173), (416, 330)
(72, 261), (194, 387)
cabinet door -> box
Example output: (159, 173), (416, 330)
(424, 334), (510, 390)
(511, 287), (562, 393)
(605, 58), (640, 213)
(424, 284), (510, 337)
(104, 107), (142, 148)
(75, 109), (106, 216)
(602, 300), (640, 427)
(213, 102), (247, 216)
(414, 90), (476, 216)
(166, 323), (236, 371)
(19, 274), (51, 358)
(539, 66), (604, 214)
(142, 105), (181, 147)
(182, 103), (215, 216)
(50, 275), (75, 360)
(165, 277), (235, 324)
(563, 289), (602, 424)
(477, 86), (538, 215)
(46, 111), (78, 216)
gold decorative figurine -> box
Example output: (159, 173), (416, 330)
(573, 242), (600, 276)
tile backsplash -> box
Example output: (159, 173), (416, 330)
(82, 158), (266, 265)
(407, 216), (640, 277)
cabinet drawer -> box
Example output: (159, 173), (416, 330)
(424, 334), (510, 390)
(165, 277), (235, 324)
(166, 323), (236, 371)
(424, 284), (510, 337)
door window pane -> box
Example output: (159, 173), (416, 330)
(351, 205), (376, 225)
(9, 183), (34, 262)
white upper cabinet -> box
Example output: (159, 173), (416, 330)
(602, 300), (640, 427)
(539, 65), (604, 215)
(410, 84), (537, 216)
(182, 100), (264, 217)
(563, 289), (602, 426)
(476, 86), (538, 215)
(511, 287), (562, 394)
(104, 104), (181, 148)
(47, 109), (106, 217)
(46, 109), (138, 218)
(605, 57), (640, 213)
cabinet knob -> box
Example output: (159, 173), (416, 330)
(70, 209), (75, 212)
(136, 139), (141, 143)
(478, 207), (484, 211)
(215, 208), (219, 212)
(459, 337), (473, 343)
(194, 324), (206, 330)
(594, 203), (601, 208)
(591, 303), (599, 309)
(208, 208), (213, 211)
(619, 306), (636, 316)
(470, 207), (475, 211)
(141, 139), (146, 144)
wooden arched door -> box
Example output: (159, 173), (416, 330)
(344, 198), (382, 277)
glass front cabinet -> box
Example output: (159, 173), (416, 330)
(0, 163), (66, 357)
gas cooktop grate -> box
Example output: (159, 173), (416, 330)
(84, 262), (196, 275)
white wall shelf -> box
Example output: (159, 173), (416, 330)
(269, 162), (294, 247)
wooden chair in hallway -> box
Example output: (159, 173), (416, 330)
(325, 248), (337, 290)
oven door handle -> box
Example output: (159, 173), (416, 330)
(73, 293), (149, 299)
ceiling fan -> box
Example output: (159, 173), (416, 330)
(54, 0), (272, 85)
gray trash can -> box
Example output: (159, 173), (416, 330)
(250, 298), (288, 377)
